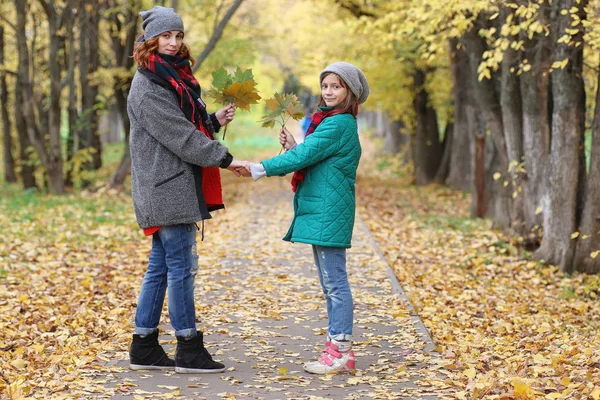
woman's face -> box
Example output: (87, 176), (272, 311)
(157, 30), (183, 55)
(321, 74), (348, 108)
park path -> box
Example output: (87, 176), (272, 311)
(97, 177), (444, 399)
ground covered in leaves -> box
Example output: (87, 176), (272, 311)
(357, 139), (600, 399)
(1, 134), (599, 399)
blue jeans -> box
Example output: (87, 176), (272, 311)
(135, 224), (199, 338)
(312, 245), (353, 341)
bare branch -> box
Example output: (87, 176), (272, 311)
(0, 14), (16, 31)
(335, 0), (377, 18)
(192, 0), (243, 72)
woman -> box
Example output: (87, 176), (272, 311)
(127, 6), (248, 374)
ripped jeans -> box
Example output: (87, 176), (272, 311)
(312, 245), (353, 341)
(135, 223), (199, 338)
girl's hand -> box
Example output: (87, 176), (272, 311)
(216, 103), (236, 126)
(280, 127), (297, 150)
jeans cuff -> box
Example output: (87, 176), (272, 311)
(175, 328), (197, 338)
(329, 333), (352, 342)
(135, 327), (158, 335)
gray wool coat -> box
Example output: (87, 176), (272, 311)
(127, 70), (230, 228)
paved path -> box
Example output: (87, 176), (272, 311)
(98, 178), (442, 399)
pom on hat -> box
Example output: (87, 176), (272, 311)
(319, 62), (370, 104)
(139, 6), (184, 40)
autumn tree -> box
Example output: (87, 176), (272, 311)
(339, 0), (600, 273)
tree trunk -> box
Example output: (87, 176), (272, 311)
(15, 0), (50, 191)
(500, 36), (526, 235)
(107, 1), (139, 188)
(108, 86), (131, 188)
(65, 1), (78, 187)
(39, 0), (66, 194)
(535, 0), (587, 273)
(572, 66), (600, 274)
(472, 133), (487, 218)
(412, 68), (442, 185)
(0, 25), (16, 184)
(382, 118), (408, 154)
(462, 20), (512, 228)
(434, 121), (453, 184)
(446, 39), (472, 190)
(14, 75), (36, 189)
(78, 0), (102, 179)
(519, 0), (552, 245)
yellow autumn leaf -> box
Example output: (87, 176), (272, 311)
(31, 344), (45, 353)
(11, 359), (26, 369)
(463, 367), (477, 379)
(570, 232), (580, 239)
(512, 378), (535, 399)
(534, 353), (551, 365)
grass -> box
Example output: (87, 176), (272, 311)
(413, 214), (487, 233)
(219, 111), (289, 161)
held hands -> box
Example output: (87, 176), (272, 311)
(216, 103), (236, 126)
(227, 159), (251, 177)
(280, 127), (297, 150)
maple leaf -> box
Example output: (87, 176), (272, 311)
(258, 92), (304, 129)
(259, 93), (304, 153)
(224, 81), (262, 112)
(205, 66), (261, 138)
(210, 67), (233, 94)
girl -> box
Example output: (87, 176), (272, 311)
(127, 6), (249, 374)
(249, 62), (370, 374)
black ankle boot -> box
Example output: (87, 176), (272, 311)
(129, 330), (175, 370)
(175, 331), (225, 374)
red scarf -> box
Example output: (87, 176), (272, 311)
(147, 53), (223, 209)
(290, 108), (343, 192)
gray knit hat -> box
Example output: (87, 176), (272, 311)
(319, 62), (370, 104)
(139, 6), (184, 40)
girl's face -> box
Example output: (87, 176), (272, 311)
(321, 74), (348, 108)
(157, 30), (183, 55)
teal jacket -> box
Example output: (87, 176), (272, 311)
(262, 113), (361, 248)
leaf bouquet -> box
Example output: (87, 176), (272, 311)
(205, 67), (261, 139)
(259, 93), (304, 153)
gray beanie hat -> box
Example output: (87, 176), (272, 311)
(140, 6), (184, 40)
(319, 62), (370, 104)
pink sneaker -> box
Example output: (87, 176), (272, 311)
(303, 338), (355, 374)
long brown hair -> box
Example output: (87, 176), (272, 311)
(133, 35), (196, 69)
(317, 72), (359, 116)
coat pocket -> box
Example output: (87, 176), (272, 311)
(155, 170), (185, 187)
(296, 195), (322, 216)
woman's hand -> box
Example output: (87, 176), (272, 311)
(280, 127), (297, 150)
(227, 159), (250, 177)
(216, 103), (236, 127)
